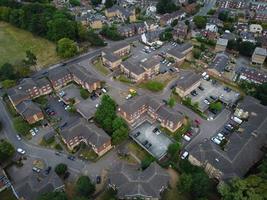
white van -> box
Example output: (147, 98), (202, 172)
(231, 116), (242, 124)
(181, 151), (189, 159)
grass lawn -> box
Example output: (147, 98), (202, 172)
(96, 188), (117, 200)
(180, 61), (192, 69)
(0, 189), (17, 200)
(127, 141), (150, 161)
(139, 80), (164, 92)
(79, 147), (98, 161)
(0, 22), (60, 68)
(117, 75), (133, 84)
(92, 59), (110, 75)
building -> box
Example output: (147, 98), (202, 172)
(48, 67), (72, 90)
(88, 18), (103, 29)
(61, 118), (112, 156)
(236, 66), (267, 84)
(0, 167), (11, 192)
(120, 56), (161, 82)
(210, 53), (230, 74)
(205, 23), (218, 33)
(249, 24), (263, 34)
(16, 100), (44, 124)
(69, 65), (101, 92)
(254, 10), (267, 22)
(172, 22), (188, 41)
(118, 95), (185, 132)
(108, 162), (170, 200)
(251, 47), (267, 65)
(159, 10), (185, 26)
(175, 71), (201, 97)
(216, 0), (248, 9)
(240, 31), (256, 43)
(189, 96), (267, 181)
(105, 5), (136, 22)
(166, 43), (193, 66)
(118, 24), (136, 38)
(215, 38), (228, 52)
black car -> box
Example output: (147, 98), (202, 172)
(190, 90), (198, 96)
(153, 128), (159, 133)
(198, 86), (204, 91)
(146, 143), (152, 149)
(68, 155), (76, 161)
(61, 122), (67, 129)
(210, 95), (217, 101)
(45, 166), (52, 175)
(143, 140), (148, 146)
(134, 132), (141, 138)
(162, 99), (168, 104)
(96, 176), (101, 184)
(63, 171), (70, 180)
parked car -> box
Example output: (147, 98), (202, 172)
(96, 176), (101, 184)
(190, 90), (198, 96)
(68, 155), (76, 161)
(17, 148), (26, 155)
(142, 140), (148, 146)
(204, 99), (210, 105)
(186, 131), (193, 137)
(181, 151), (189, 159)
(152, 128), (159, 133)
(211, 137), (221, 145)
(134, 132), (140, 138)
(32, 167), (41, 173)
(63, 171), (70, 180)
(182, 134), (191, 142)
(45, 166), (52, 175)
(16, 134), (21, 141)
(198, 86), (204, 91)
(30, 129), (36, 136)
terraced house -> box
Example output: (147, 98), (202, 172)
(118, 95), (185, 132)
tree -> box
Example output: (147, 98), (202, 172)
(112, 126), (128, 144)
(167, 142), (181, 157)
(254, 83), (267, 105)
(0, 139), (15, 163)
(55, 163), (67, 176)
(76, 176), (95, 197)
(141, 155), (155, 170)
(159, 30), (173, 41)
(168, 97), (176, 108)
(0, 63), (16, 80)
(178, 173), (193, 193)
(37, 191), (68, 200)
(193, 48), (201, 59)
(171, 19), (178, 27)
(209, 101), (223, 112)
(23, 50), (37, 66)
(105, 0), (116, 8)
(13, 117), (31, 136)
(57, 38), (78, 58)
(87, 29), (106, 46)
(112, 117), (127, 131)
(238, 41), (255, 57)
(193, 16), (207, 29)
(69, 0), (80, 6)
(1, 80), (16, 89)
(100, 25), (123, 41)
(91, 0), (101, 6)
(191, 171), (211, 198)
(156, 0), (179, 14)
(80, 88), (90, 99)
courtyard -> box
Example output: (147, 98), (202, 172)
(130, 121), (173, 160)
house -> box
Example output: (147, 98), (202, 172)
(108, 162), (170, 200)
(210, 53), (230, 73)
(175, 71), (201, 98)
(216, 0), (248, 9)
(109, 42), (131, 57)
(249, 24), (263, 34)
(208, 17), (223, 28)
(236, 66), (267, 84)
(48, 67), (72, 90)
(88, 18), (103, 29)
(118, 24), (136, 38)
(172, 22), (188, 41)
(61, 118), (112, 156)
(7, 86), (30, 107)
(105, 5), (136, 22)
(35, 77), (53, 96)
(68, 65), (101, 92)
(166, 43), (193, 66)
(205, 23), (218, 33)
(254, 10), (267, 22)
(118, 95), (185, 132)
(240, 31), (256, 43)
(188, 96), (267, 181)
(215, 38), (228, 52)
(159, 10), (185, 26)
(251, 47), (267, 65)
(16, 100), (44, 124)
(120, 56), (161, 82)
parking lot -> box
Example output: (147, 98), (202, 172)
(189, 79), (240, 112)
(130, 121), (173, 159)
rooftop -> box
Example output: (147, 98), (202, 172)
(176, 71), (201, 90)
(216, 38), (228, 46)
(253, 47), (267, 56)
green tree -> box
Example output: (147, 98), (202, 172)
(141, 155), (155, 170)
(105, 0), (116, 8)
(100, 25), (123, 41)
(112, 117), (127, 131)
(238, 41), (256, 57)
(0, 63), (16, 80)
(37, 191), (68, 200)
(87, 29), (106, 46)
(171, 19), (178, 27)
(168, 97), (176, 108)
(75, 175), (95, 197)
(55, 163), (67, 176)
(209, 101), (223, 112)
(178, 173), (193, 193)
(0, 139), (15, 163)
(23, 50), (37, 66)
(1, 80), (16, 89)
(191, 171), (211, 198)
(160, 30), (173, 41)
(69, 0), (80, 6)
(80, 88), (90, 99)
(112, 126), (128, 144)
(156, 0), (179, 14)
(193, 48), (201, 59)
(254, 83), (267, 105)
(13, 116), (31, 136)
(91, 0), (102, 6)
(193, 16), (207, 29)
(57, 38), (78, 58)
(167, 142), (181, 157)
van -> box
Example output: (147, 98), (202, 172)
(181, 151), (189, 159)
(231, 116), (242, 124)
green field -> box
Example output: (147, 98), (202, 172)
(0, 22), (60, 68)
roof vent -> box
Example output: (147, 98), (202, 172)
(215, 158), (219, 162)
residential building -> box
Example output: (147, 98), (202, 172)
(215, 38), (228, 52)
(68, 65), (101, 92)
(189, 96), (267, 180)
(118, 24), (136, 38)
(48, 67), (72, 90)
(61, 118), (112, 156)
(251, 47), (267, 65)
(120, 56), (161, 82)
(210, 53), (230, 74)
(35, 77), (53, 96)
(108, 162), (170, 200)
(254, 10), (267, 22)
(15, 100), (44, 124)
(249, 24), (263, 34)
(0, 167), (11, 192)
(105, 5), (136, 22)
(240, 31), (256, 43)
(175, 71), (201, 97)
(118, 95), (185, 132)
(205, 23), (218, 33)
(236, 66), (267, 84)
(172, 22), (188, 41)
(159, 10), (185, 26)
(88, 18), (103, 29)
(216, 0), (248, 9)
(166, 43), (193, 66)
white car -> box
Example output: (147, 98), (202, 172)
(211, 137), (221, 145)
(17, 148), (26, 155)
(204, 99), (210, 105)
(32, 167), (40, 173)
(101, 88), (107, 93)
(64, 105), (70, 110)
(33, 127), (38, 133)
(16, 134), (21, 141)
(167, 63), (172, 67)
(30, 129), (36, 136)
(96, 104), (99, 108)
(126, 94), (132, 100)
(217, 133), (225, 141)
(181, 151), (189, 159)
(182, 134), (191, 142)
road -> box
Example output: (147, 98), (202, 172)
(196, 0), (217, 16)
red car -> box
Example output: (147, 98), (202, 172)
(195, 119), (201, 125)
(186, 132), (192, 137)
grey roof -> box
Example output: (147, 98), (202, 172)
(167, 43), (193, 59)
(69, 65), (99, 84)
(236, 66), (267, 83)
(121, 61), (145, 75)
(118, 24), (135, 33)
(103, 52), (120, 62)
(109, 41), (130, 53)
(61, 118), (110, 148)
(156, 106), (184, 124)
(48, 67), (70, 82)
(16, 100), (42, 118)
(120, 95), (149, 115)
(216, 38), (228, 46)
(35, 77), (51, 88)
(145, 30), (163, 43)
(140, 56), (161, 69)
(7, 87), (29, 105)
(190, 96), (267, 180)
(210, 53), (229, 72)
(221, 32), (237, 41)
(108, 162), (169, 199)
(176, 71), (201, 90)
(253, 47), (267, 56)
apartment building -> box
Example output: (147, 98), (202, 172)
(88, 18), (103, 29)
(118, 96), (185, 132)
(252, 47), (267, 65)
(166, 43), (193, 66)
(61, 118), (112, 156)
(159, 10), (186, 26)
(105, 5), (136, 22)
(236, 66), (267, 84)
(215, 38), (228, 52)
(48, 67), (73, 90)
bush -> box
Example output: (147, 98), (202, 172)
(80, 88), (90, 99)
(75, 176), (95, 197)
(55, 163), (67, 176)
(13, 117), (31, 136)
(54, 143), (63, 150)
(141, 155), (155, 170)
